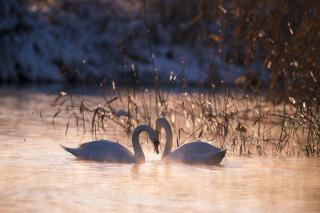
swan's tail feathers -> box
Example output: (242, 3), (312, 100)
(207, 149), (227, 165)
(60, 145), (81, 158)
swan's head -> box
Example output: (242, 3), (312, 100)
(155, 117), (171, 133)
(150, 133), (160, 154)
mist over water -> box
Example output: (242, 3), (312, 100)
(0, 88), (319, 212)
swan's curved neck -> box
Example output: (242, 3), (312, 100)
(156, 118), (173, 159)
(131, 125), (155, 163)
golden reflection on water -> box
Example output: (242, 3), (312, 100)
(0, 89), (320, 212)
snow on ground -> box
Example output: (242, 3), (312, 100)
(0, 0), (266, 84)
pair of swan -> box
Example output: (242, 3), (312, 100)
(62, 118), (226, 165)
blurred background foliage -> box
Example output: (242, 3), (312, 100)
(1, 0), (319, 105)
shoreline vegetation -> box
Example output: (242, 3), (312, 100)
(49, 83), (319, 158)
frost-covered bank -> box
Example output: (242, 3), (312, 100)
(0, 0), (265, 84)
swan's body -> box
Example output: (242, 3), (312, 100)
(165, 141), (226, 165)
(156, 118), (226, 165)
(61, 125), (159, 163)
(61, 140), (135, 163)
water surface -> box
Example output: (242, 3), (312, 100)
(0, 88), (319, 212)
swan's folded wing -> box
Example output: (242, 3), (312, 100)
(170, 141), (222, 155)
(76, 140), (134, 162)
(167, 141), (226, 165)
(187, 141), (223, 153)
(79, 140), (112, 149)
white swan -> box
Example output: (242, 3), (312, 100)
(61, 124), (159, 163)
(156, 117), (226, 165)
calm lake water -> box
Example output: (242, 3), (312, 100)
(0, 87), (319, 213)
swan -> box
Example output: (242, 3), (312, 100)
(61, 124), (159, 163)
(156, 117), (226, 165)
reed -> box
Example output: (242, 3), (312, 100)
(50, 80), (319, 158)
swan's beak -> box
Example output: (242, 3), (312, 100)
(154, 140), (160, 154)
